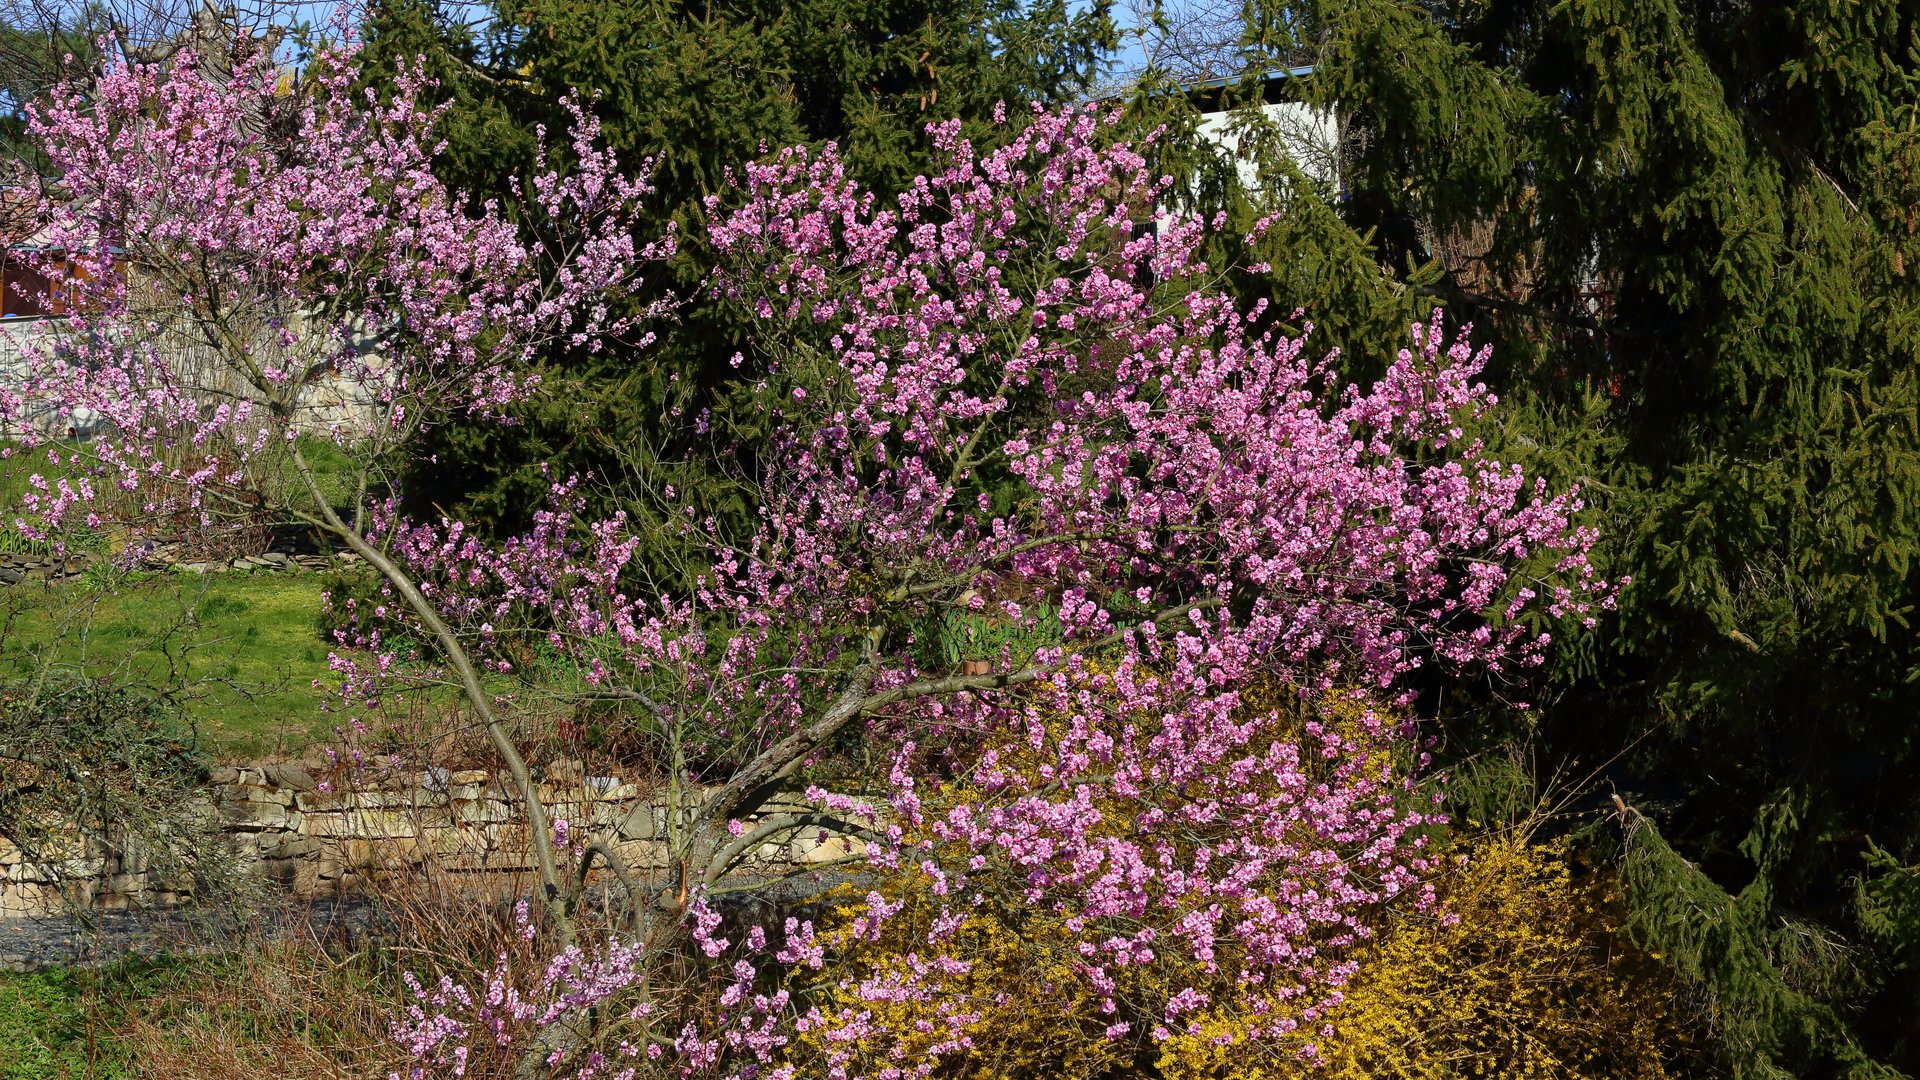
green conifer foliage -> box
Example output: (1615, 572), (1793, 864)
(1185, 1), (1920, 1073)
(0, 7), (103, 176)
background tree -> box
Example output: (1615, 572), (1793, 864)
(1140, 0), (1920, 1073)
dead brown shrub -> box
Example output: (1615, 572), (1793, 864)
(117, 930), (402, 1080)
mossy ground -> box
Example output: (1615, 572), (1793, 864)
(0, 960), (186, 1080)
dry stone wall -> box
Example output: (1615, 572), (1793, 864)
(0, 761), (864, 918)
(0, 530), (352, 586)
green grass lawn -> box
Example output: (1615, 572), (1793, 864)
(0, 571), (339, 758)
(0, 945), (403, 1078)
(0, 433), (383, 757)
(0, 954), (287, 1080)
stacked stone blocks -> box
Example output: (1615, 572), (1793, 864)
(0, 761), (866, 918)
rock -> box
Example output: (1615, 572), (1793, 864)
(580, 800), (627, 828)
(446, 770), (488, 801)
(257, 551), (290, 566)
(0, 568), (22, 585)
(300, 809), (418, 839)
(227, 558), (254, 572)
(260, 787), (299, 808)
(616, 805), (662, 841)
(257, 834), (318, 860)
(214, 780), (289, 805)
(792, 831), (865, 864)
(294, 789), (345, 813)
(217, 800), (293, 830)
(345, 837), (428, 870)
(585, 775), (635, 799)
(347, 789), (428, 810)
(454, 798), (514, 825)
(261, 763), (318, 792)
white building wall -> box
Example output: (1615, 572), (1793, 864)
(1193, 99), (1341, 195)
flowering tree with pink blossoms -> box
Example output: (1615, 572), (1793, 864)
(7, 37), (665, 923)
(370, 108), (1611, 1075)
(13, 37), (1614, 1075)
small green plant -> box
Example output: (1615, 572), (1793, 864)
(917, 602), (1064, 672)
(0, 968), (109, 1079)
(312, 567), (385, 645)
(0, 530), (58, 559)
(72, 554), (148, 592)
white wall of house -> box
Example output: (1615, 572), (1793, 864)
(1193, 99), (1341, 196)
(0, 315), (386, 442)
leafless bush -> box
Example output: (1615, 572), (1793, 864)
(118, 927), (405, 1079)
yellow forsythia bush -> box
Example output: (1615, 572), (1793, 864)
(791, 886), (1137, 1079)
(787, 678), (1382, 1077)
(787, 679), (1686, 1078)
(1157, 832), (1685, 1080)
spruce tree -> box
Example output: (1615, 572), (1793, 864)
(1169, 1), (1920, 1073)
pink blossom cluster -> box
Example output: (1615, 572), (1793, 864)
(814, 657), (1444, 1073)
(701, 103), (1612, 695)
(389, 898), (803, 1080)
(6, 40), (663, 540)
(344, 112), (1612, 776)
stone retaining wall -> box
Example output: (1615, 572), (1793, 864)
(0, 538), (348, 585)
(0, 761), (863, 918)
(0, 552), (91, 585)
